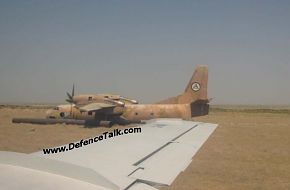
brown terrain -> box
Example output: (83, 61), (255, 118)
(0, 105), (290, 190)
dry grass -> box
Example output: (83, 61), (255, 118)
(0, 106), (290, 190)
(0, 107), (136, 153)
(164, 111), (290, 190)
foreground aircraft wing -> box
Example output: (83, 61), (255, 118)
(0, 119), (218, 190)
(79, 102), (115, 112)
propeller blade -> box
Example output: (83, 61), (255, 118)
(72, 84), (75, 97)
(66, 92), (73, 100)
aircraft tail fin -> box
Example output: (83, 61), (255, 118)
(180, 65), (210, 117)
(158, 65), (209, 104)
(180, 65), (208, 103)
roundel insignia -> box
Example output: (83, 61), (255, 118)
(191, 82), (201, 92)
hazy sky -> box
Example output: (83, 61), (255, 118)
(0, 1), (289, 105)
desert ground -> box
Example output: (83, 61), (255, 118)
(0, 105), (290, 190)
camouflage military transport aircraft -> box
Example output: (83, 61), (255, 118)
(13, 65), (210, 126)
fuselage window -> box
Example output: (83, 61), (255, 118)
(135, 112), (138, 115)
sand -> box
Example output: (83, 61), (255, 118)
(0, 106), (290, 190)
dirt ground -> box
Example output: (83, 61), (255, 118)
(0, 106), (290, 190)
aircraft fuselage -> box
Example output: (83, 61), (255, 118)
(46, 103), (192, 124)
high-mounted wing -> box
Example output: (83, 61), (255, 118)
(78, 102), (115, 112)
(0, 119), (218, 190)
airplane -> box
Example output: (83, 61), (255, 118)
(12, 65), (210, 127)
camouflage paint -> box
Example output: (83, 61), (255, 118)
(45, 65), (210, 124)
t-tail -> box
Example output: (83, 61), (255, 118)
(158, 65), (209, 116)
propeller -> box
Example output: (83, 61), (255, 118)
(66, 84), (75, 103)
(66, 84), (75, 116)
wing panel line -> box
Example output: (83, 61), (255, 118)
(133, 124), (199, 166)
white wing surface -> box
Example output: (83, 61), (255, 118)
(0, 119), (217, 190)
